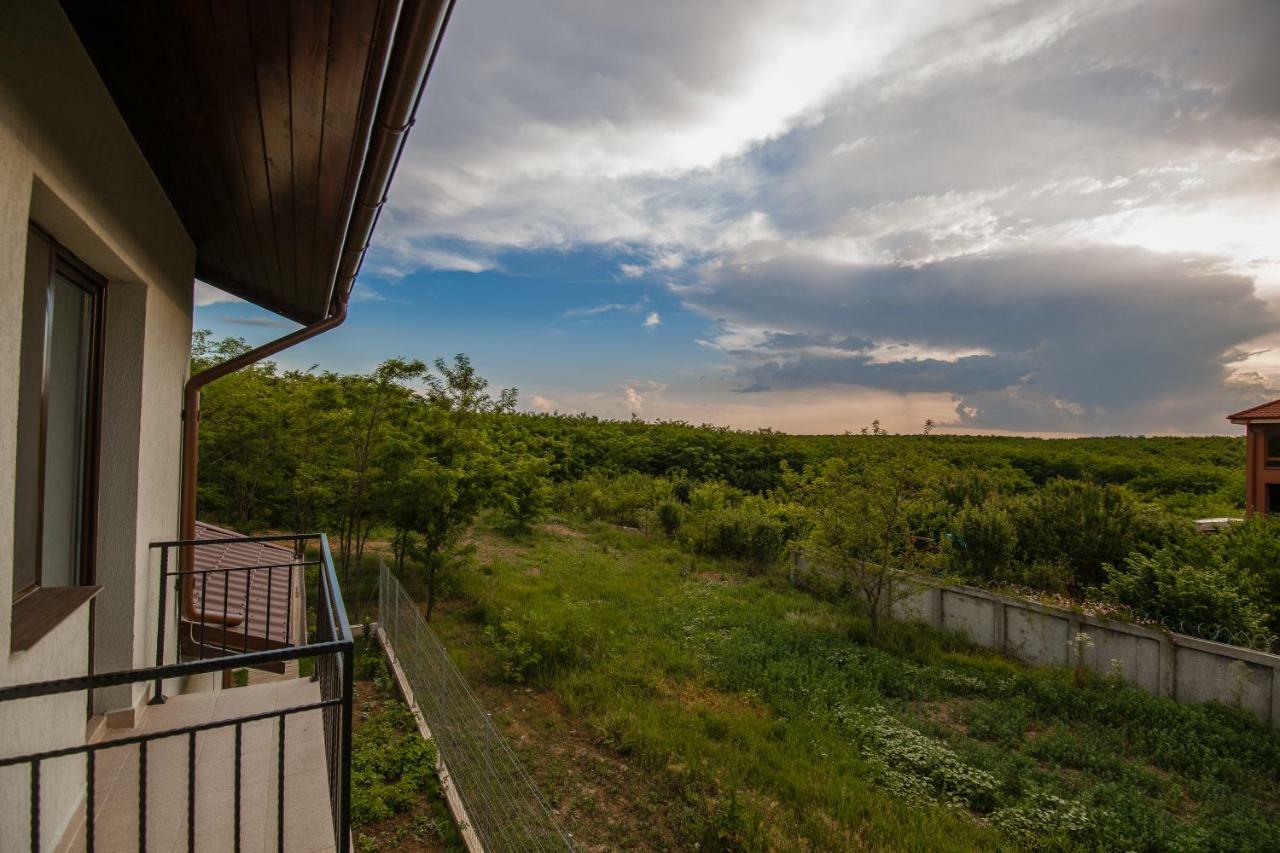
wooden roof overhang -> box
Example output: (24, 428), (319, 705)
(59, 0), (451, 324)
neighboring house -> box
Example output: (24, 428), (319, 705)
(1228, 398), (1280, 514)
(0, 2), (452, 850)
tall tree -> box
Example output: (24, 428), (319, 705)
(803, 455), (941, 643)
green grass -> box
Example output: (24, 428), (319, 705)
(424, 517), (1280, 851)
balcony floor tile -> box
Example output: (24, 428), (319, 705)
(56, 678), (335, 853)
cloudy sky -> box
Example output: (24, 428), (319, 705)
(198, 0), (1280, 435)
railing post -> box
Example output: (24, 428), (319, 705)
(339, 643), (354, 852)
(151, 546), (169, 704)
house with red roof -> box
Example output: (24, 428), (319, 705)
(1227, 399), (1280, 513)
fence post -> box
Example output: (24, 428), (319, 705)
(1158, 633), (1176, 699)
(151, 546), (169, 704)
(992, 600), (1007, 653)
(1271, 661), (1279, 728)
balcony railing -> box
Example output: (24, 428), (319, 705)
(0, 532), (353, 853)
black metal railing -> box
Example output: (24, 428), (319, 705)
(0, 532), (354, 853)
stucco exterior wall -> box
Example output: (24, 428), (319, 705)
(0, 1), (196, 847)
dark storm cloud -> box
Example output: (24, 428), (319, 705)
(741, 353), (1029, 396)
(694, 246), (1278, 430)
(756, 332), (874, 353)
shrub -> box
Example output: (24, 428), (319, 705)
(1102, 548), (1269, 639)
(1219, 515), (1280, 635)
(497, 453), (551, 532)
(1012, 479), (1143, 590)
(657, 499), (684, 537)
(553, 471), (674, 528)
(482, 604), (596, 683)
(945, 500), (1018, 583)
(686, 495), (808, 572)
(482, 611), (542, 683)
(350, 701), (439, 826)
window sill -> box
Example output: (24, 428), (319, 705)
(11, 586), (101, 653)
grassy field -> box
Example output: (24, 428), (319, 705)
(412, 518), (1280, 852)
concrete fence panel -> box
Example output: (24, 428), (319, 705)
(1172, 639), (1275, 723)
(941, 590), (999, 647)
(1087, 625), (1162, 694)
(891, 584), (937, 624)
(1004, 604), (1071, 668)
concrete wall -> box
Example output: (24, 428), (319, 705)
(0, 1), (196, 848)
(794, 556), (1280, 729)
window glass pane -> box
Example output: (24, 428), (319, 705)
(1268, 430), (1280, 463)
(40, 274), (93, 588)
(13, 228), (51, 596)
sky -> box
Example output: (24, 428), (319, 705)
(196, 0), (1280, 436)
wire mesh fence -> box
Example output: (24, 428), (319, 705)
(377, 561), (575, 852)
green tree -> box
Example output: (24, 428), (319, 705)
(803, 455), (941, 642)
(334, 358), (425, 577)
(389, 358), (517, 619)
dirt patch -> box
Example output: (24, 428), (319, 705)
(914, 699), (972, 734)
(469, 531), (529, 563)
(466, 679), (690, 852)
(653, 677), (768, 718)
(693, 570), (743, 586)
(541, 523), (587, 539)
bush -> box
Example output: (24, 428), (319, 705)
(350, 701), (439, 826)
(497, 453), (551, 532)
(481, 604), (596, 683)
(1102, 548), (1269, 639)
(656, 499), (684, 537)
(685, 494), (808, 572)
(1012, 479), (1143, 590)
(945, 500), (1018, 583)
(1219, 516), (1280, 635)
(552, 471), (674, 528)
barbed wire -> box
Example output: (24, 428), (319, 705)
(1124, 609), (1277, 653)
(378, 561), (575, 852)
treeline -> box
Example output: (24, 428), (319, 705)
(490, 413), (1246, 518)
(193, 336), (1276, 644)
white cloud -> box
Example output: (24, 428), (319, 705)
(621, 380), (667, 414)
(527, 394), (557, 413)
(643, 311), (661, 328)
(193, 280), (241, 307)
(563, 302), (632, 319)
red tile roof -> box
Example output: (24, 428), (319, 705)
(1227, 399), (1280, 421)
